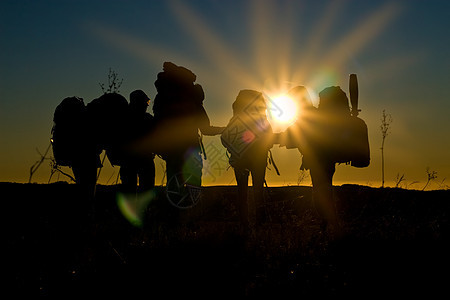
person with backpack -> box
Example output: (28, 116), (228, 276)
(279, 82), (370, 238)
(51, 96), (101, 199)
(51, 96), (101, 261)
(152, 62), (224, 196)
(221, 89), (274, 228)
(278, 86), (350, 238)
(119, 90), (156, 193)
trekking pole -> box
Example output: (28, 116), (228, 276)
(199, 132), (207, 160)
(349, 74), (360, 117)
(268, 150), (280, 176)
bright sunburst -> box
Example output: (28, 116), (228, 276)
(266, 94), (298, 131)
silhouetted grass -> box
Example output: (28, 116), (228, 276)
(3, 182), (448, 297)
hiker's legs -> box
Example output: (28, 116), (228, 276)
(72, 162), (97, 211)
(73, 163), (96, 190)
(165, 156), (183, 191)
(120, 164), (138, 193)
(137, 159), (156, 192)
(182, 148), (203, 187)
(251, 164), (267, 224)
(71, 162), (98, 258)
(310, 161), (339, 232)
(234, 168), (249, 227)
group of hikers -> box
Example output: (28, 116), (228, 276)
(51, 61), (370, 236)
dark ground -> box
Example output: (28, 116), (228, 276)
(5, 182), (449, 297)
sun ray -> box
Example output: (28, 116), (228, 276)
(169, 0), (260, 89)
(309, 2), (401, 88)
(364, 52), (421, 83)
(292, 0), (347, 85)
(249, 0), (275, 83)
(274, 1), (298, 94)
(85, 21), (189, 67)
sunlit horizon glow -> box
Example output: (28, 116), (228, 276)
(7, 0), (448, 189)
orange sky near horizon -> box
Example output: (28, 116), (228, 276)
(1, 0), (449, 190)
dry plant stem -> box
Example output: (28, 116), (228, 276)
(380, 110), (392, 188)
(29, 142), (52, 183)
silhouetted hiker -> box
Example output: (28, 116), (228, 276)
(279, 84), (370, 238)
(221, 90), (274, 228)
(51, 96), (101, 266)
(51, 96), (101, 201)
(152, 62), (224, 196)
(119, 90), (156, 193)
(277, 86), (344, 237)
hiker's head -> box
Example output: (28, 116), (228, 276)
(130, 90), (150, 112)
(232, 90), (266, 116)
(287, 86), (313, 111)
(318, 86), (349, 114)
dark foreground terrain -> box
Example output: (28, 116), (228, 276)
(5, 182), (450, 297)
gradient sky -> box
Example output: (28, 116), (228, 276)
(1, 0), (449, 189)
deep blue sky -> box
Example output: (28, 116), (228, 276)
(1, 0), (449, 188)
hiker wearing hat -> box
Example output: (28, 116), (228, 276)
(119, 89), (156, 193)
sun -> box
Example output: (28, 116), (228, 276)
(266, 94), (298, 131)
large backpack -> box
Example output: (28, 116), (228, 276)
(152, 62), (208, 157)
(221, 90), (273, 168)
(314, 86), (370, 168)
(51, 96), (88, 166)
(153, 62), (205, 120)
(86, 92), (129, 166)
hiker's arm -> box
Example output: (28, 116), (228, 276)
(201, 125), (226, 136)
(271, 131), (289, 147)
(198, 106), (226, 136)
(274, 124), (301, 148)
(272, 133), (283, 144)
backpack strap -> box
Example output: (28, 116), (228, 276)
(198, 132), (207, 160)
(268, 149), (280, 176)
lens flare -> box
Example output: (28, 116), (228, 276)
(181, 147), (203, 186)
(116, 190), (155, 227)
(242, 130), (256, 144)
